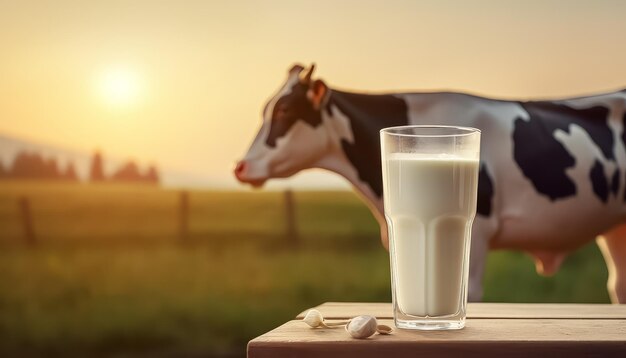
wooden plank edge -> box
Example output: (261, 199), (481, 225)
(248, 340), (626, 358)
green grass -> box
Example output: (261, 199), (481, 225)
(484, 245), (610, 303)
(0, 245), (391, 357)
(0, 181), (611, 357)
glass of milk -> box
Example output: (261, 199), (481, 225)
(380, 125), (480, 330)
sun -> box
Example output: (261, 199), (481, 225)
(99, 67), (141, 107)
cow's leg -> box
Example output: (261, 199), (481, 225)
(597, 224), (626, 303)
(379, 221), (389, 251)
(468, 216), (496, 302)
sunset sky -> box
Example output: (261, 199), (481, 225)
(1, 0), (626, 188)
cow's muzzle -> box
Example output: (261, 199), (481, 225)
(234, 160), (266, 188)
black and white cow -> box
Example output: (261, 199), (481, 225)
(234, 64), (626, 303)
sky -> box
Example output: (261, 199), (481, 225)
(1, 0), (626, 189)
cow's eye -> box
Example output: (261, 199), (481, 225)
(275, 105), (291, 120)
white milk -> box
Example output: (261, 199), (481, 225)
(383, 153), (479, 317)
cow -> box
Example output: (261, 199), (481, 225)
(234, 63), (626, 304)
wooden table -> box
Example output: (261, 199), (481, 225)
(248, 302), (626, 357)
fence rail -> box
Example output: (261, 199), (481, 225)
(15, 190), (300, 246)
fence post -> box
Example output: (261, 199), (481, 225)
(179, 190), (189, 242)
(18, 196), (36, 245)
(284, 189), (299, 247)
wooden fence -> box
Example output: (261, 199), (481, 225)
(15, 189), (299, 246)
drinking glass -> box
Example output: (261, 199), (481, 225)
(380, 125), (481, 330)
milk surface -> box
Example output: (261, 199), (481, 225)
(383, 153), (479, 317)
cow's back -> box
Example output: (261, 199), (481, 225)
(400, 90), (626, 250)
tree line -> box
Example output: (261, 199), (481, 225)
(0, 150), (159, 184)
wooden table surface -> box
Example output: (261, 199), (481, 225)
(248, 302), (626, 358)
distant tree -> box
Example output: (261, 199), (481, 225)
(144, 165), (160, 184)
(43, 158), (60, 179)
(11, 152), (44, 178)
(89, 150), (105, 182)
(10, 152), (31, 178)
(8, 151), (65, 180)
(62, 162), (78, 181)
(110, 160), (142, 182)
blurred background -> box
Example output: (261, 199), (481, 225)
(1, 0), (624, 356)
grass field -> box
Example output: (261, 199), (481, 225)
(0, 182), (611, 357)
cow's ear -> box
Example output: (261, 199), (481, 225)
(289, 64), (305, 75)
(307, 79), (328, 110)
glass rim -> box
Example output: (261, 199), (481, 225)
(380, 125), (481, 138)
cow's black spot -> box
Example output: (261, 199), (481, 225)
(477, 164), (494, 217)
(265, 82), (322, 148)
(513, 102), (612, 201)
(590, 160), (609, 203)
(611, 168), (620, 196)
(512, 117), (577, 200)
(622, 111), (626, 155)
(624, 173), (626, 202)
(328, 91), (409, 197)
(622, 112), (626, 202)
(524, 102), (614, 159)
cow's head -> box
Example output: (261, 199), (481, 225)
(234, 64), (329, 187)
